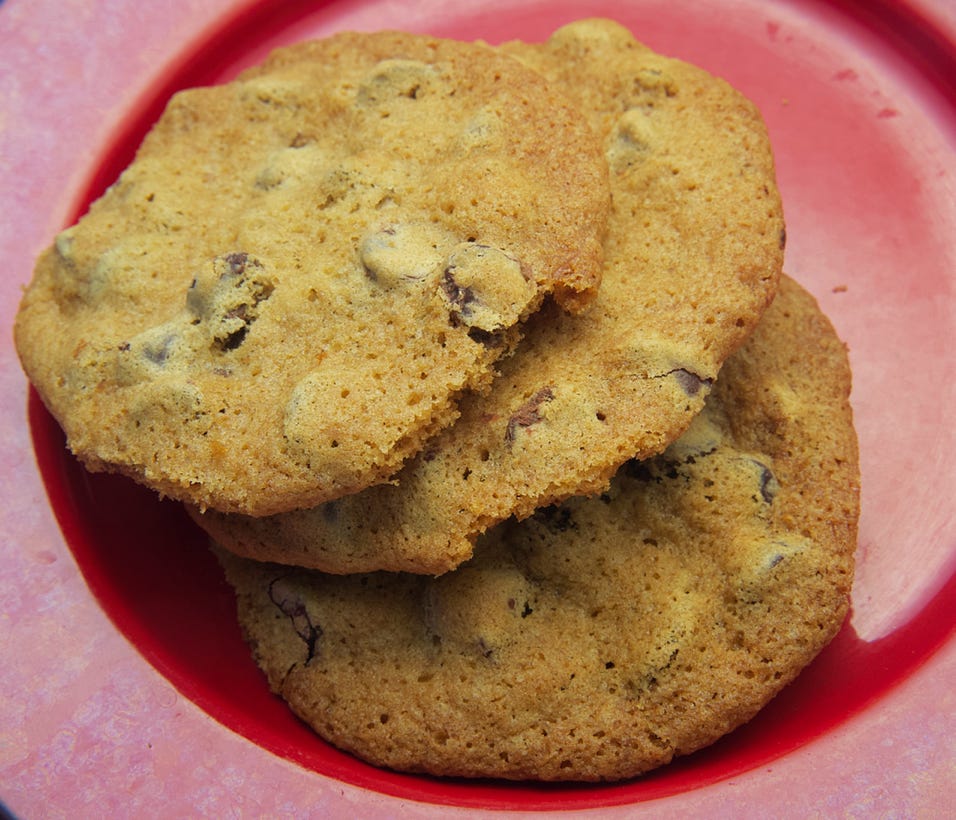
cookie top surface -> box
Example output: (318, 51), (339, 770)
(14, 29), (609, 516)
(218, 275), (860, 781)
(197, 18), (784, 570)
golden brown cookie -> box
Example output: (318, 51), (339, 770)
(14, 29), (609, 516)
(196, 19), (784, 572)
(218, 274), (859, 781)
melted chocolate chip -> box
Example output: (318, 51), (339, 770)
(671, 368), (713, 397)
(206, 254), (274, 352)
(268, 577), (322, 662)
(219, 326), (248, 351)
(622, 460), (657, 482)
(143, 333), (177, 365)
(441, 268), (477, 315)
(222, 252), (250, 276)
(534, 505), (577, 533)
(505, 386), (555, 443)
(751, 459), (779, 503)
(466, 326), (503, 347)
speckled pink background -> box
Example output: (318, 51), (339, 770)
(2, 0), (954, 816)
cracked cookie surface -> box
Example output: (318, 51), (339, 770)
(217, 275), (859, 781)
(196, 18), (784, 571)
(14, 29), (609, 515)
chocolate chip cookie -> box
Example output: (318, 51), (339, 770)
(196, 19), (784, 571)
(14, 29), (609, 515)
(217, 274), (859, 781)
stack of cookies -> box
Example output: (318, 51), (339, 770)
(15, 19), (860, 782)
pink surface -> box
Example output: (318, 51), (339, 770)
(1, 0), (954, 816)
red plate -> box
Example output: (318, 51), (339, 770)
(6, 0), (956, 814)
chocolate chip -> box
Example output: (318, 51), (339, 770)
(622, 460), (657, 482)
(268, 577), (322, 662)
(142, 333), (177, 365)
(440, 243), (534, 332)
(359, 223), (450, 286)
(356, 59), (439, 107)
(466, 326), (503, 347)
(199, 253), (275, 352)
(671, 368), (713, 397)
(533, 505), (576, 533)
(505, 386), (555, 444)
(441, 268), (475, 313)
(751, 459), (779, 503)
(222, 252), (250, 276)
(219, 326), (248, 351)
